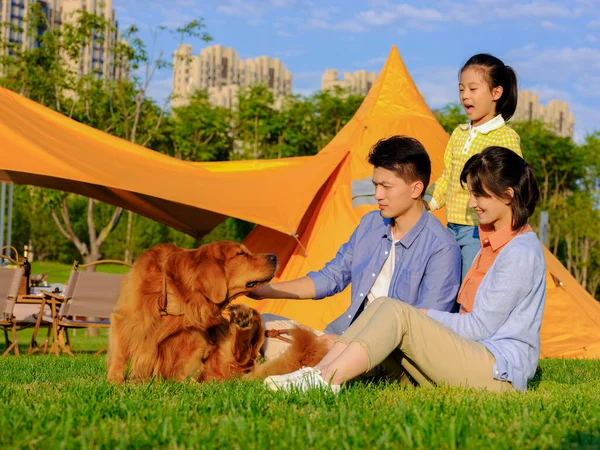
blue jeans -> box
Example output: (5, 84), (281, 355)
(447, 223), (480, 282)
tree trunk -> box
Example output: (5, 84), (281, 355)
(124, 210), (133, 264)
(50, 197), (123, 336)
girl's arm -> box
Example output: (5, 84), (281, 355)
(424, 128), (456, 211)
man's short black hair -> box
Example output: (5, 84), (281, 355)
(367, 135), (431, 195)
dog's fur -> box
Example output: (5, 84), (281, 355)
(107, 241), (327, 383)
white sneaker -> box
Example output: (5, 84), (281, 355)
(264, 366), (341, 393)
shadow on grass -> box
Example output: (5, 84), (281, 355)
(527, 366), (543, 390)
(562, 431), (600, 448)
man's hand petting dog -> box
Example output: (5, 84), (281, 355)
(316, 333), (339, 350)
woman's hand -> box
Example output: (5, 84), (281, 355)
(419, 308), (429, 314)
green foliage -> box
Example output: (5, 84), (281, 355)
(512, 121), (587, 207)
(0, 353), (599, 449)
(433, 103), (468, 133)
(170, 90), (232, 161)
(311, 86), (365, 149)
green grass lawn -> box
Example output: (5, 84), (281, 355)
(29, 261), (130, 285)
(1, 328), (599, 450)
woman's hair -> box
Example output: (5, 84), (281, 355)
(460, 53), (518, 121)
(460, 146), (540, 230)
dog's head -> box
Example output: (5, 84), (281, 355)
(165, 241), (277, 328)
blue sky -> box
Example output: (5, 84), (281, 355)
(115, 0), (600, 142)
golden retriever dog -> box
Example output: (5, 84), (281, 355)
(107, 241), (327, 384)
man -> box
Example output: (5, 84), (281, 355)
(250, 135), (461, 360)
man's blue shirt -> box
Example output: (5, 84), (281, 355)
(308, 209), (461, 334)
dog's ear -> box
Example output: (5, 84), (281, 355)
(197, 259), (228, 304)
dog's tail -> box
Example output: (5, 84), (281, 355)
(251, 327), (328, 380)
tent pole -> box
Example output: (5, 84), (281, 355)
(7, 183), (13, 252)
(0, 182), (5, 254)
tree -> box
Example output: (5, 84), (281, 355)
(170, 90), (232, 161)
(270, 95), (320, 158)
(433, 103), (467, 133)
(310, 87), (364, 150)
(1, 8), (212, 266)
(234, 84), (279, 159)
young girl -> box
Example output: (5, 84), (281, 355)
(265, 146), (545, 393)
(424, 54), (522, 280)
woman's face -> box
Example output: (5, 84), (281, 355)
(467, 177), (513, 231)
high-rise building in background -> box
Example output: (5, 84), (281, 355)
(172, 44), (292, 109)
(321, 69), (377, 96)
(513, 90), (575, 138)
(0, 0), (127, 82)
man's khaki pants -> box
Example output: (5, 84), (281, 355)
(337, 297), (515, 392)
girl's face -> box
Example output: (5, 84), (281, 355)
(459, 66), (503, 127)
(467, 177), (513, 231)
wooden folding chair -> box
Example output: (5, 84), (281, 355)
(0, 268), (25, 356)
(44, 260), (129, 356)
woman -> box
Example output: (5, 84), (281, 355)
(265, 146), (545, 393)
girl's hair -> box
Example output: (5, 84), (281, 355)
(460, 146), (540, 230)
(461, 54), (518, 121)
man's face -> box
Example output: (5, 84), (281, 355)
(372, 167), (421, 219)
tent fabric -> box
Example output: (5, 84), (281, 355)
(239, 46), (600, 360)
(0, 45), (598, 359)
(0, 87), (346, 238)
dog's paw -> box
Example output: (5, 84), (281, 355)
(228, 304), (258, 329)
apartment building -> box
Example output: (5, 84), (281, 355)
(321, 69), (377, 96)
(0, 0), (126, 82)
(172, 44), (292, 109)
(513, 90), (575, 138)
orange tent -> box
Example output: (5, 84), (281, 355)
(0, 87), (346, 238)
(239, 46), (600, 360)
(0, 46), (598, 359)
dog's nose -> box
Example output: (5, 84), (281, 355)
(267, 254), (278, 265)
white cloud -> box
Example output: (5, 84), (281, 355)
(310, 7), (341, 20)
(588, 19), (600, 28)
(215, 0), (307, 18)
(362, 56), (387, 67)
(306, 18), (366, 32)
(274, 47), (306, 58)
(348, 1), (588, 32)
(540, 20), (566, 30)
(506, 45), (600, 84)
(216, 1), (265, 18)
(523, 84), (573, 103)
(273, 21), (296, 37)
(587, 34), (598, 43)
(491, 2), (579, 20)
(276, 29), (295, 37)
